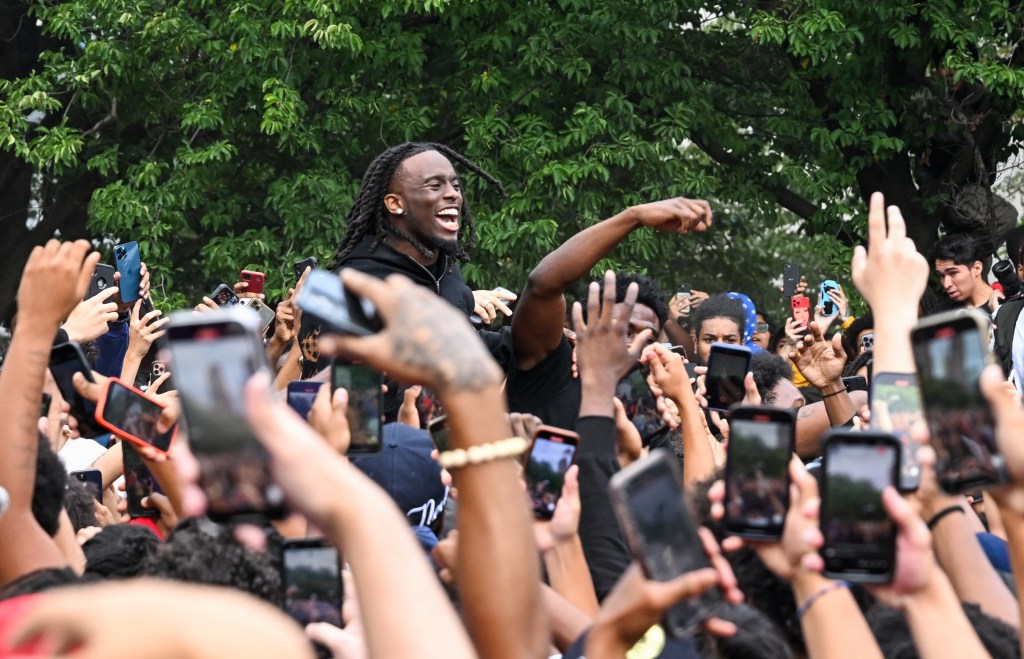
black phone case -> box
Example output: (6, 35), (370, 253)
(723, 407), (795, 540)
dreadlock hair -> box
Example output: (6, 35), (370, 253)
(328, 142), (506, 270)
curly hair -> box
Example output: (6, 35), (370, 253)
(327, 142), (506, 270)
(34, 434), (67, 537)
(141, 518), (280, 603)
(586, 271), (669, 326)
(751, 351), (792, 405)
(692, 294), (745, 337)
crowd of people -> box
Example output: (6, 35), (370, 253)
(0, 141), (1023, 659)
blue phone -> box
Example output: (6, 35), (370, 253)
(819, 279), (840, 317)
(114, 241), (142, 304)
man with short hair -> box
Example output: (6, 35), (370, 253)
(932, 233), (994, 309)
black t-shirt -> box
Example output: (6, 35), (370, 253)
(505, 335), (581, 430)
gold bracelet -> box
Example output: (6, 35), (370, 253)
(438, 437), (530, 470)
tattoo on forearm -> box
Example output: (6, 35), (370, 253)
(390, 289), (502, 393)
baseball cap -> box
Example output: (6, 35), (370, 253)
(351, 423), (448, 528)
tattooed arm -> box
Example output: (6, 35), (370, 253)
(324, 269), (548, 659)
(0, 241), (99, 586)
(794, 391), (868, 458)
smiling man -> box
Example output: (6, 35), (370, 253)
(931, 233), (993, 310)
(327, 142), (505, 316)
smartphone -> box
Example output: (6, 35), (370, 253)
(330, 360), (382, 453)
(293, 256), (318, 283)
(791, 296), (811, 328)
(149, 360), (174, 393)
(724, 407), (795, 540)
(617, 365), (668, 444)
(819, 279), (840, 317)
(86, 263), (117, 300)
(94, 377), (173, 454)
(296, 269), (382, 337)
(870, 373), (924, 491)
(239, 297), (276, 334)
(525, 426), (580, 519)
(609, 449), (722, 637)
(860, 331), (875, 353)
(240, 270), (265, 296)
(165, 309), (284, 521)
(705, 343), (752, 412)
(49, 342), (101, 437)
(71, 469), (103, 503)
(39, 392), (52, 419)
(842, 375), (868, 393)
(428, 414), (450, 452)
(281, 539), (343, 629)
(112, 242), (142, 304)
(209, 284), (239, 307)
(820, 430), (898, 583)
(122, 441), (162, 519)
(684, 362), (699, 392)
(782, 264), (801, 298)
(911, 309), (1005, 492)
(287, 380), (322, 421)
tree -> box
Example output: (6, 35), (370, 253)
(1, 0), (1022, 324)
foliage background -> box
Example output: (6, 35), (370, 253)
(1, 0), (1021, 326)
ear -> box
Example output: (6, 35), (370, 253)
(971, 260), (984, 278)
(383, 193), (404, 215)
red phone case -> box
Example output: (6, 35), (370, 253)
(240, 270), (265, 296)
(94, 377), (175, 456)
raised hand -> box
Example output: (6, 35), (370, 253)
(19, 240), (99, 329)
(789, 321), (847, 391)
(61, 287), (119, 343)
(127, 299), (169, 358)
(533, 464), (582, 553)
(628, 197), (712, 234)
(572, 271), (653, 385)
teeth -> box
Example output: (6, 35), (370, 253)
(437, 208), (458, 217)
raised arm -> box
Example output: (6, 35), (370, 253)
(513, 198), (711, 370)
(326, 268), (547, 659)
(0, 240), (98, 585)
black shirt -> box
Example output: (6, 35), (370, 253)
(505, 335), (581, 430)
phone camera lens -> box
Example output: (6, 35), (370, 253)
(96, 277), (107, 289)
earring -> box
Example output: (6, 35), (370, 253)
(394, 208), (404, 215)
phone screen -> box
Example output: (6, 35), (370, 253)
(526, 432), (578, 519)
(123, 441), (162, 519)
(822, 435), (897, 582)
(724, 411), (793, 539)
(617, 367), (667, 442)
(705, 345), (750, 411)
(49, 343), (100, 436)
(428, 414), (450, 452)
(286, 382), (321, 421)
(912, 316), (1003, 491)
(870, 373), (924, 491)
(611, 450), (720, 636)
(167, 316), (283, 521)
(331, 362), (381, 453)
(100, 381), (170, 451)
(72, 469), (103, 503)
(283, 544), (342, 628)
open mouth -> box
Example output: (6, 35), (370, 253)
(435, 207), (460, 233)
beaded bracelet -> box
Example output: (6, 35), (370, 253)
(438, 437), (530, 470)
(797, 580), (850, 619)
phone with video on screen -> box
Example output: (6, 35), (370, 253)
(166, 309), (285, 522)
(525, 425), (579, 519)
(870, 372), (924, 491)
(820, 430), (898, 584)
(95, 377), (174, 455)
(331, 359), (382, 454)
(724, 406), (795, 540)
(609, 449), (723, 637)
(911, 309), (1005, 493)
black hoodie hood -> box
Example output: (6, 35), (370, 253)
(336, 235), (475, 316)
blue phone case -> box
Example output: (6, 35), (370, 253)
(114, 241), (142, 304)
(819, 279), (840, 317)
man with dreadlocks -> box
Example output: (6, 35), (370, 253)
(298, 142), (507, 380)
